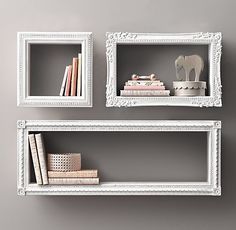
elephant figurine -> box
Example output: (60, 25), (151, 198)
(175, 55), (204, 81)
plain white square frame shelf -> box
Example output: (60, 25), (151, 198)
(17, 32), (93, 107)
(17, 120), (221, 196)
(106, 32), (222, 107)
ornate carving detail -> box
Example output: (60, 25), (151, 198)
(18, 187), (26, 196)
(213, 188), (221, 196)
(106, 77), (136, 107)
(106, 32), (137, 63)
(214, 121), (222, 128)
(17, 127), (25, 196)
(191, 96), (222, 107)
(193, 32), (222, 64)
(17, 120), (26, 129)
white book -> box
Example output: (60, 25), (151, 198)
(77, 53), (82, 96)
(60, 66), (69, 96)
(48, 178), (100, 185)
(28, 134), (42, 185)
(35, 133), (48, 185)
(120, 90), (170, 96)
(126, 81), (163, 86)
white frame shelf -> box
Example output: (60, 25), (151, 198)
(17, 120), (221, 196)
(106, 32), (222, 107)
(17, 32), (93, 107)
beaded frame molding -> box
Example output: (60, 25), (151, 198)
(106, 32), (222, 107)
(17, 32), (93, 107)
(17, 120), (221, 196)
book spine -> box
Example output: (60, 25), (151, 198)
(35, 133), (48, 185)
(71, 58), (78, 96)
(48, 170), (98, 178)
(65, 65), (72, 96)
(48, 178), (99, 185)
(120, 90), (170, 96)
(124, 85), (165, 90)
(59, 66), (69, 96)
(126, 81), (163, 86)
(77, 53), (82, 96)
(28, 134), (43, 185)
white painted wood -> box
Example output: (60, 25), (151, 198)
(17, 32), (93, 107)
(17, 120), (221, 196)
(106, 32), (222, 107)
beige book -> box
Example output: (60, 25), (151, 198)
(35, 133), (48, 185)
(77, 53), (82, 96)
(70, 58), (78, 96)
(48, 170), (98, 178)
(48, 178), (99, 185)
(28, 134), (42, 185)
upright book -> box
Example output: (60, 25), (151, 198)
(28, 134), (42, 185)
(60, 66), (69, 96)
(35, 133), (48, 185)
(71, 58), (78, 96)
(65, 65), (72, 96)
(77, 53), (82, 96)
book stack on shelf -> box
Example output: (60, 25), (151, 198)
(120, 74), (170, 97)
(28, 133), (99, 185)
(59, 53), (82, 97)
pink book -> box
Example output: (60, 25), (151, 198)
(124, 85), (165, 90)
(65, 65), (72, 96)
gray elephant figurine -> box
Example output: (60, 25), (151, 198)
(175, 55), (204, 81)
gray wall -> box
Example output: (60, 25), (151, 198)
(1, 0), (236, 229)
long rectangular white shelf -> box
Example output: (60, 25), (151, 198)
(17, 120), (221, 196)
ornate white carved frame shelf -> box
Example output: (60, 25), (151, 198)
(17, 120), (221, 196)
(17, 32), (93, 107)
(106, 32), (222, 107)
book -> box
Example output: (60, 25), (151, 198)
(124, 85), (165, 90)
(48, 178), (99, 185)
(77, 53), (82, 96)
(28, 134), (43, 185)
(65, 65), (72, 96)
(48, 170), (98, 178)
(35, 133), (48, 185)
(125, 81), (163, 86)
(59, 66), (69, 96)
(120, 90), (170, 96)
(70, 58), (78, 96)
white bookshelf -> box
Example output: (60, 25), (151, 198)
(106, 32), (222, 107)
(17, 120), (221, 196)
(17, 32), (93, 107)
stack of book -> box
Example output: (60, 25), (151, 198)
(28, 133), (99, 185)
(59, 53), (82, 96)
(120, 73), (170, 97)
